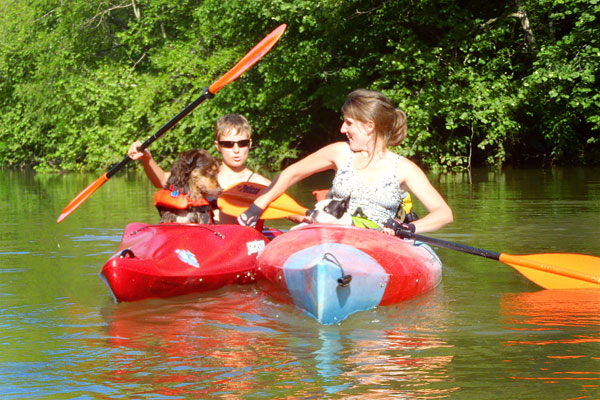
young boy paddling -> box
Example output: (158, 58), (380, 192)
(128, 114), (271, 224)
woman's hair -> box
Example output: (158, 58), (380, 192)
(341, 89), (407, 147)
(214, 114), (252, 141)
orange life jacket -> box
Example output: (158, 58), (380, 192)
(154, 189), (211, 209)
(154, 189), (215, 224)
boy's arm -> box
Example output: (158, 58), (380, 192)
(141, 156), (170, 189)
(128, 140), (170, 189)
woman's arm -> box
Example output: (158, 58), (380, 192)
(253, 142), (345, 209)
(399, 158), (453, 233)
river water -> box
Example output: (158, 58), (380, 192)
(1, 167), (599, 399)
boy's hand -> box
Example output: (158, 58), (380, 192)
(128, 141), (151, 161)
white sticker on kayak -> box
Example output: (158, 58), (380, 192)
(246, 240), (265, 256)
(175, 249), (200, 269)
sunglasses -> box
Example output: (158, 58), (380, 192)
(218, 139), (251, 148)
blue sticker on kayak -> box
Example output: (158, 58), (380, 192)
(175, 249), (199, 269)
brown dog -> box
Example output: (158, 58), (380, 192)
(155, 149), (222, 224)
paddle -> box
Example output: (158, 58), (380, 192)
(57, 24), (287, 223)
(223, 185), (599, 290)
(218, 182), (309, 219)
(393, 229), (600, 290)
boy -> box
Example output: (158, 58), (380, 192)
(128, 114), (270, 224)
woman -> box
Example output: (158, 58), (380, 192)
(238, 89), (453, 234)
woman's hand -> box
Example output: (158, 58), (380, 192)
(287, 214), (309, 224)
(383, 218), (416, 237)
(381, 227), (395, 236)
(237, 203), (264, 228)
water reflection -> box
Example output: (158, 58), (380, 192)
(500, 290), (600, 396)
(3, 168), (600, 398)
(501, 289), (600, 335)
(96, 287), (459, 398)
(100, 289), (294, 398)
(334, 294), (459, 398)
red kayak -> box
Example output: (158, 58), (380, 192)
(257, 224), (442, 324)
(101, 223), (273, 302)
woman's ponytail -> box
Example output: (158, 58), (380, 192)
(387, 109), (407, 147)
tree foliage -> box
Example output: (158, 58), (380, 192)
(0, 0), (598, 172)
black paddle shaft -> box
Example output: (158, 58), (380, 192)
(105, 87), (215, 179)
(400, 231), (502, 261)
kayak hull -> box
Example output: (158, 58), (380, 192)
(257, 224), (442, 324)
(101, 223), (268, 302)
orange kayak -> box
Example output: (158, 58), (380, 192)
(257, 224), (442, 324)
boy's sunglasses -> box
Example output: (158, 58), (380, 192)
(218, 139), (251, 148)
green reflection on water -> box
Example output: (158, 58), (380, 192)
(1, 167), (599, 398)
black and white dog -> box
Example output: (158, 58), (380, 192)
(305, 193), (418, 234)
(307, 197), (353, 226)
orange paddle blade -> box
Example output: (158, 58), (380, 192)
(57, 173), (109, 223)
(218, 182), (309, 219)
(56, 25), (286, 224)
(500, 253), (600, 289)
(219, 195), (305, 219)
(404, 231), (600, 291)
(209, 24), (286, 94)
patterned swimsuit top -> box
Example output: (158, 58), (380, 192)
(329, 145), (405, 226)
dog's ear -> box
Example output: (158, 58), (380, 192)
(334, 196), (350, 218)
(195, 149), (219, 173)
(181, 150), (197, 168)
(324, 197), (350, 219)
(340, 196), (350, 210)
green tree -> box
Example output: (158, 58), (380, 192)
(0, 0), (598, 172)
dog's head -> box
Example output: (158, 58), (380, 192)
(167, 149), (222, 199)
(308, 197), (353, 225)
